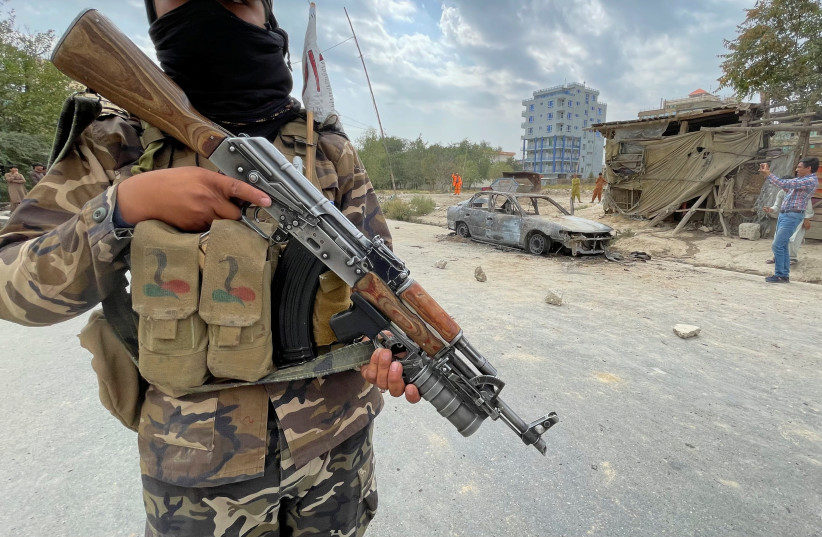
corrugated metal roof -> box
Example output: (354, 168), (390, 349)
(589, 103), (755, 131)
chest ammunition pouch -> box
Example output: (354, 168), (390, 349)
(75, 107), (370, 419)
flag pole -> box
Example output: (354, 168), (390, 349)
(306, 108), (315, 179)
(344, 7), (397, 193)
(304, 3), (317, 179)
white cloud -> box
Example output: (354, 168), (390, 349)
(373, 0), (417, 22)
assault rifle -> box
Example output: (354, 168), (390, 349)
(52, 10), (558, 454)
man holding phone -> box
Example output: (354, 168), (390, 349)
(759, 157), (819, 283)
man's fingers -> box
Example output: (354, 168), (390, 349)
(387, 361), (405, 397)
(376, 348), (392, 390)
(211, 173), (271, 207)
(361, 350), (380, 385)
(405, 384), (421, 404)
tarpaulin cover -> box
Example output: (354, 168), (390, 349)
(606, 130), (763, 216)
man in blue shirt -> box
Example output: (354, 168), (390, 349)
(759, 157), (819, 283)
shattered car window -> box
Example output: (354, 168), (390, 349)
(492, 194), (519, 215)
(471, 194), (491, 209)
(522, 197), (566, 217)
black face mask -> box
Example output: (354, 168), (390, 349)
(149, 0), (296, 134)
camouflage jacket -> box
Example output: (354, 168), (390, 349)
(0, 105), (389, 487)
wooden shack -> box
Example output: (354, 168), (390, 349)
(592, 103), (821, 237)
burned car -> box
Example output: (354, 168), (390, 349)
(447, 192), (614, 256)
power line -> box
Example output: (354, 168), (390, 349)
(290, 36), (355, 66)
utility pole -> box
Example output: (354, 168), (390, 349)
(344, 7), (398, 193)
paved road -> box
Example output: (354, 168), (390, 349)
(1, 220), (820, 536)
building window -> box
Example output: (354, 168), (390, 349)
(528, 128), (533, 134)
(566, 126), (571, 132)
(569, 101), (573, 108)
(548, 112), (553, 119)
(575, 126), (579, 130)
(548, 100), (554, 108)
(529, 116), (534, 123)
(597, 108), (602, 115)
(529, 104), (534, 111)
(576, 114), (579, 118)
(593, 95), (597, 102)
(547, 125), (552, 133)
(583, 120), (588, 127)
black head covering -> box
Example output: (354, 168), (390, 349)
(145, 0), (298, 136)
(145, 0), (278, 29)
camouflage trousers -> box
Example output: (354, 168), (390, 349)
(143, 417), (378, 537)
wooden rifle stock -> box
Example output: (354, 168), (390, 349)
(51, 9), (229, 158)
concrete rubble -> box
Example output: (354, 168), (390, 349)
(673, 324), (701, 339)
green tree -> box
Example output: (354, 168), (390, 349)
(718, 0), (822, 112)
(355, 129), (511, 192)
(0, 2), (75, 175)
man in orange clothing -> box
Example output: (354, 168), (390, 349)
(455, 173), (463, 195)
(591, 172), (606, 203)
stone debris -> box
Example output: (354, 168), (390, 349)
(699, 226), (712, 233)
(434, 259), (447, 269)
(673, 324), (701, 339)
(474, 266), (487, 282)
(738, 223), (760, 240)
(544, 289), (563, 306)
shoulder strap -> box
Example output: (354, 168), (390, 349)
(48, 92), (104, 168)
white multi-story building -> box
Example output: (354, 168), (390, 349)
(521, 82), (607, 179)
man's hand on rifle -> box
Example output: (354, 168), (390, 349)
(117, 167), (272, 231)
(361, 348), (421, 403)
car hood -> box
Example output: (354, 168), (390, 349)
(542, 215), (613, 233)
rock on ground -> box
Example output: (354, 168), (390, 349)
(673, 324), (701, 338)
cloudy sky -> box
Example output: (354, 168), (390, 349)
(9, 0), (754, 153)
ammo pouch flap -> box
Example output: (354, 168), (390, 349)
(131, 220), (210, 393)
(199, 219), (275, 382)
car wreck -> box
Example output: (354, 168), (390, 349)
(447, 192), (614, 256)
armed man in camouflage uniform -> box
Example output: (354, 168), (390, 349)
(0, 1), (420, 535)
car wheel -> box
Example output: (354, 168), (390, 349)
(456, 222), (471, 238)
(527, 232), (550, 255)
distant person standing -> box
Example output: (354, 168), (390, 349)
(452, 172), (458, 195)
(29, 164), (46, 185)
(454, 173), (463, 195)
(570, 175), (581, 202)
(4, 166), (27, 211)
(759, 157), (819, 283)
(763, 187), (814, 266)
(591, 172), (606, 203)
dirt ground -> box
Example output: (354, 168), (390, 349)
(381, 189), (822, 284)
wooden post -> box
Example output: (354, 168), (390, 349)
(672, 189), (711, 235)
(305, 110), (315, 179)
(714, 185), (729, 236)
(648, 202), (679, 227)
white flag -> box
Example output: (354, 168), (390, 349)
(301, 2), (337, 124)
